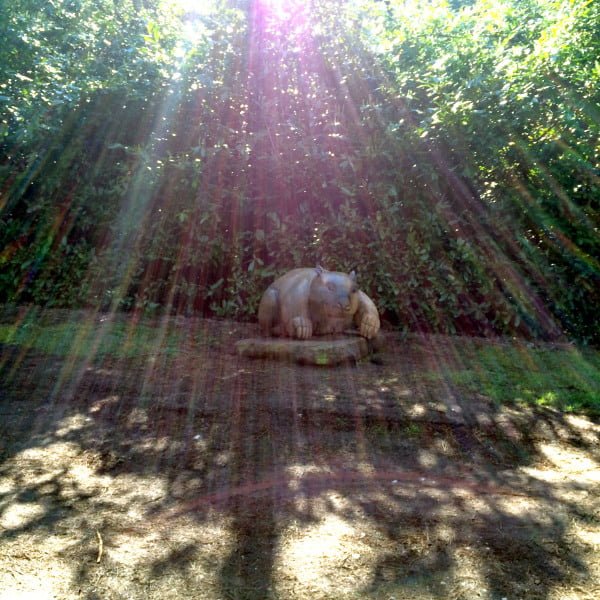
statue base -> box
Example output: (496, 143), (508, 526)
(235, 336), (370, 365)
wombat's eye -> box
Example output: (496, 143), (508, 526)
(351, 286), (358, 293)
(327, 282), (336, 291)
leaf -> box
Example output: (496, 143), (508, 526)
(146, 20), (161, 42)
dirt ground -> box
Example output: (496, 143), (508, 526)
(0, 310), (599, 600)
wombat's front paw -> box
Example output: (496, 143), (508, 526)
(359, 313), (380, 339)
(292, 316), (313, 339)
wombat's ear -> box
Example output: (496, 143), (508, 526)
(315, 264), (325, 277)
(349, 270), (357, 282)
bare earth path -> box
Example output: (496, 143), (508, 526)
(0, 310), (599, 599)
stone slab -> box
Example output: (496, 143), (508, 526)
(235, 336), (370, 365)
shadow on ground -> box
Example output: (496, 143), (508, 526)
(0, 310), (599, 599)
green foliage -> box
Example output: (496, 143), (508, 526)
(1, 0), (599, 342)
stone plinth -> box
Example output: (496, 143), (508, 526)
(235, 336), (369, 365)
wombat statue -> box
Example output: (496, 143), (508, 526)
(258, 266), (380, 340)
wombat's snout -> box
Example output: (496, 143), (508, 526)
(338, 297), (352, 311)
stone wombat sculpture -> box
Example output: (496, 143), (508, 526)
(258, 266), (380, 339)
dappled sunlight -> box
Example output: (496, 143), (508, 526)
(525, 442), (600, 483)
(446, 547), (491, 598)
(0, 501), (46, 531)
(0, 321), (599, 597)
(417, 448), (439, 469)
(1, 0), (599, 596)
(277, 510), (372, 595)
(54, 413), (90, 438)
(0, 572), (70, 600)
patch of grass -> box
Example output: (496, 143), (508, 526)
(366, 423), (389, 439)
(447, 344), (600, 416)
(404, 423), (422, 438)
(0, 319), (185, 362)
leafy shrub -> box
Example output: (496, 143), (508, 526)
(1, 0), (598, 343)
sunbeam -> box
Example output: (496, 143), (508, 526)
(1, 0), (599, 598)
